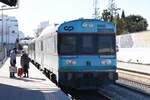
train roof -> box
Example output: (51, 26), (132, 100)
(57, 19), (115, 33)
(29, 38), (36, 43)
(37, 25), (58, 40)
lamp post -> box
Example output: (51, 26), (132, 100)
(7, 26), (10, 46)
(6, 25), (11, 53)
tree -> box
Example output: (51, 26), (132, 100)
(101, 9), (112, 22)
(116, 19), (126, 35)
(121, 10), (125, 19)
(124, 15), (148, 33)
(113, 13), (126, 35)
(117, 10), (127, 35)
(100, 9), (148, 35)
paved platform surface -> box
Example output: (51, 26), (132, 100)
(0, 57), (69, 100)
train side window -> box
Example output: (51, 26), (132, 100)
(54, 35), (57, 52)
(41, 41), (43, 51)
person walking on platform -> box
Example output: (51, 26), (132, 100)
(20, 50), (31, 78)
(9, 48), (17, 78)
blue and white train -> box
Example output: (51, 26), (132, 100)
(29, 19), (118, 90)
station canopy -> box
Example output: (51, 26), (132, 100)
(0, 0), (17, 6)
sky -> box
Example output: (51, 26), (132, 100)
(1, 0), (150, 37)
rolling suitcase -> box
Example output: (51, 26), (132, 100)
(17, 68), (24, 77)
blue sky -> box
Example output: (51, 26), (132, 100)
(1, 0), (150, 36)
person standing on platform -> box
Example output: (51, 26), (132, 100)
(20, 50), (31, 78)
(9, 48), (17, 78)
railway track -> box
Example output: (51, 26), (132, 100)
(98, 83), (150, 100)
(97, 67), (150, 100)
(117, 68), (150, 95)
(41, 62), (150, 99)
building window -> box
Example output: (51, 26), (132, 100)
(12, 30), (15, 33)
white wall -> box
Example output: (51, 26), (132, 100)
(117, 31), (150, 48)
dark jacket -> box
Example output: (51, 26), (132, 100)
(21, 53), (31, 69)
(10, 50), (16, 66)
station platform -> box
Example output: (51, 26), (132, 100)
(0, 57), (69, 100)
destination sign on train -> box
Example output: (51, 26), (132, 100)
(97, 28), (114, 33)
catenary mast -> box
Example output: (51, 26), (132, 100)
(93, 0), (100, 19)
(108, 0), (116, 16)
(108, 0), (120, 33)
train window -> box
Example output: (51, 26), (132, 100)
(41, 41), (43, 51)
(80, 35), (95, 54)
(97, 35), (115, 55)
(47, 38), (51, 51)
(54, 35), (57, 52)
(58, 34), (115, 55)
(58, 35), (77, 54)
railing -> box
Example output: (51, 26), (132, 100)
(0, 47), (7, 67)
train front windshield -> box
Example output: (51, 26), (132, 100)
(58, 34), (115, 55)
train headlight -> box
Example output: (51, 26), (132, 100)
(101, 59), (112, 65)
(65, 60), (76, 65)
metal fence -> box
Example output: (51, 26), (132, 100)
(0, 45), (7, 68)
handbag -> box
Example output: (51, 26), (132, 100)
(9, 66), (17, 73)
